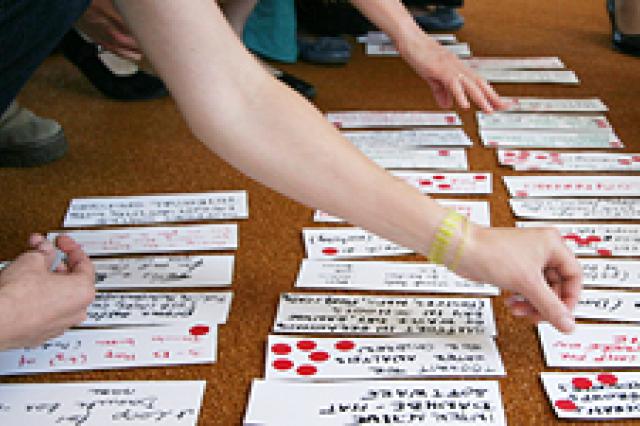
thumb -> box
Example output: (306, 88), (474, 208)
(521, 272), (576, 334)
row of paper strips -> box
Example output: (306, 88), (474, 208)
(358, 30), (473, 58)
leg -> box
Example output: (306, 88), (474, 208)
(616, 0), (640, 34)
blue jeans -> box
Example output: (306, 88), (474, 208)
(0, 0), (90, 115)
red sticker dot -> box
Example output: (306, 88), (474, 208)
(597, 249), (613, 257)
(610, 141), (623, 148)
(296, 365), (318, 376)
(433, 175), (446, 180)
(272, 359), (294, 371)
(333, 122), (342, 128)
(445, 115), (457, 124)
(438, 150), (450, 156)
(572, 377), (593, 390)
(632, 156), (640, 162)
(271, 343), (292, 356)
(515, 191), (528, 198)
(438, 184), (452, 190)
(488, 141), (498, 147)
(335, 340), (356, 351)
(189, 325), (210, 336)
(296, 340), (317, 351)
(419, 179), (432, 186)
(505, 151), (516, 157)
(474, 174), (487, 181)
(322, 247), (338, 256)
(309, 351), (330, 362)
(618, 159), (632, 166)
(555, 400), (577, 411)
(535, 155), (548, 160)
(597, 373), (618, 386)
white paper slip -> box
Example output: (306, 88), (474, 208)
(366, 42), (471, 58)
(364, 148), (468, 170)
(510, 198), (640, 220)
(303, 227), (411, 259)
(343, 128), (473, 147)
(477, 69), (579, 84)
(477, 112), (611, 130)
(581, 259), (640, 288)
(84, 292), (232, 326)
(498, 150), (639, 171)
(542, 372), (640, 420)
(392, 171), (493, 194)
(504, 176), (640, 198)
(504, 97), (608, 112)
(482, 129), (622, 149)
(0, 381), (205, 426)
(265, 335), (505, 380)
(314, 200), (491, 227)
(516, 222), (640, 257)
(48, 224), (238, 256)
(94, 255), (234, 289)
(575, 289), (640, 322)
(0, 261), (7, 271)
(63, 191), (248, 227)
(326, 111), (461, 129)
(0, 323), (217, 376)
(295, 260), (499, 295)
(244, 379), (506, 426)
(273, 293), (497, 336)
(538, 323), (640, 368)
(463, 57), (565, 69)
(357, 31), (457, 44)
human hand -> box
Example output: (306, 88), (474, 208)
(397, 33), (508, 113)
(75, 0), (142, 61)
(455, 226), (582, 333)
(0, 234), (96, 350)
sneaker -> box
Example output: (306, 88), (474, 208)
(298, 36), (352, 65)
(415, 6), (465, 32)
(0, 102), (68, 167)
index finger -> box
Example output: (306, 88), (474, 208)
(55, 235), (95, 276)
(547, 239), (583, 312)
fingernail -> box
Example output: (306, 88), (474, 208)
(512, 307), (529, 317)
(559, 315), (576, 334)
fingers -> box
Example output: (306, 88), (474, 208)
(547, 238), (583, 312)
(55, 236), (95, 277)
(448, 77), (470, 109)
(459, 75), (493, 113)
(520, 271), (576, 334)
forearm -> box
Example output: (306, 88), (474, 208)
(115, 0), (448, 255)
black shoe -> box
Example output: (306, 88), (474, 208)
(59, 29), (169, 101)
(274, 70), (316, 100)
(607, 0), (640, 56)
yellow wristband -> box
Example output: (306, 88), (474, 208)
(428, 210), (465, 265)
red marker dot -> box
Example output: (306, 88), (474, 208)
(618, 159), (632, 166)
(596, 119), (608, 129)
(535, 155), (548, 160)
(438, 150), (450, 156)
(272, 359), (294, 371)
(597, 249), (613, 257)
(610, 141), (623, 148)
(419, 179), (432, 186)
(433, 175), (446, 180)
(322, 247), (338, 256)
(296, 365), (318, 376)
(572, 377), (593, 390)
(333, 122), (342, 129)
(488, 141), (498, 147)
(515, 191), (528, 198)
(189, 325), (210, 336)
(631, 156), (640, 162)
(309, 351), (330, 362)
(474, 174), (487, 181)
(597, 373), (618, 386)
(445, 115), (457, 124)
(271, 343), (292, 356)
(505, 151), (516, 157)
(438, 184), (452, 190)
(555, 400), (577, 411)
(335, 340), (356, 351)
(296, 340), (317, 351)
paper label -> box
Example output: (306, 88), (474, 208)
(0, 381), (205, 426)
(48, 224), (238, 256)
(303, 227), (411, 259)
(477, 69), (579, 84)
(343, 128), (472, 147)
(482, 130), (622, 149)
(264, 335), (505, 380)
(326, 111), (461, 129)
(63, 191), (248, 227)
(575, 289), (640, 322)
(463, 57), (564, 69)
(503, 97), (607, 112)
(498, 149), (638, 170)
(504, 176), (640, 197)
(580, 259), (640, 288)
(510, 198), (640, 220)
(392, 171), (493, 194)
(366, 42), (471, 58)
(477, 112), (611, 130)
(358, 31), (457, 44)
(245, 379), (506, 426)
(364, 148), (468, 170)
(273, 293), (497, 336)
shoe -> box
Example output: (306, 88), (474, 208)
(608, 0), (640, 56)
(0, 102), (68, 167)
(59, 29), (169, 101)
(273, 70), (317, 100)
(415, 6), (464, 32)
(298, 36), (352, 65)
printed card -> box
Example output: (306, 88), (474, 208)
(48, 224), (238, 256)
(0, 323), (217, 375)
(503, 97), (607, 112)
(366, 42), (471, 58)
(463, 57), (565, 69)
(343, 128), (472, 148)
(477, 69), (579, 84)
(63, 191), (248, 227)
(314, 200), (491, 227)
(295, 260), (499, 295)
(0, 381), (205, 426)
(392, 171), (493, 194)
(482, 129), (622, 149)
(541, 372), (640, 420)
(516, 222), (640, 257)
(581, 259), (640, 288)
(326, 111), (461, 129)
(264, 335), (505, 380)
(357, 31), (457, 45)
(538, 323), (640, 368)
(504, 176), (640, 197)
(94, 255), (234, 289)
(510, 198), (640, 220)
(244, 379), (506, 426)
(303, 227), (411, 259)
(273, 293), (497, 336)
(477, 112), (611, 130)
(498, 150), (639, 171)
(363, 148), (468, 170)
(575, 289), (640, 322)
(84, 292), (232, 326)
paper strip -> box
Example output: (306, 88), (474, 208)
(463, 57), (565, 69)
(303, 227), (410, 259)
(343, 128), (472, 147)
(482, 129), (622, 149)
(477, 69), (579, 84)
(504, 176), (640, 197)
(498, 150), (638, 170)
(392, 171), (493, 194)
(326, 111), (461, 129)
(581, 259), (640, 288)
(477, 112), (611, 130)
(510, 198), (640, 220)
(503, 97), (607, 112)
